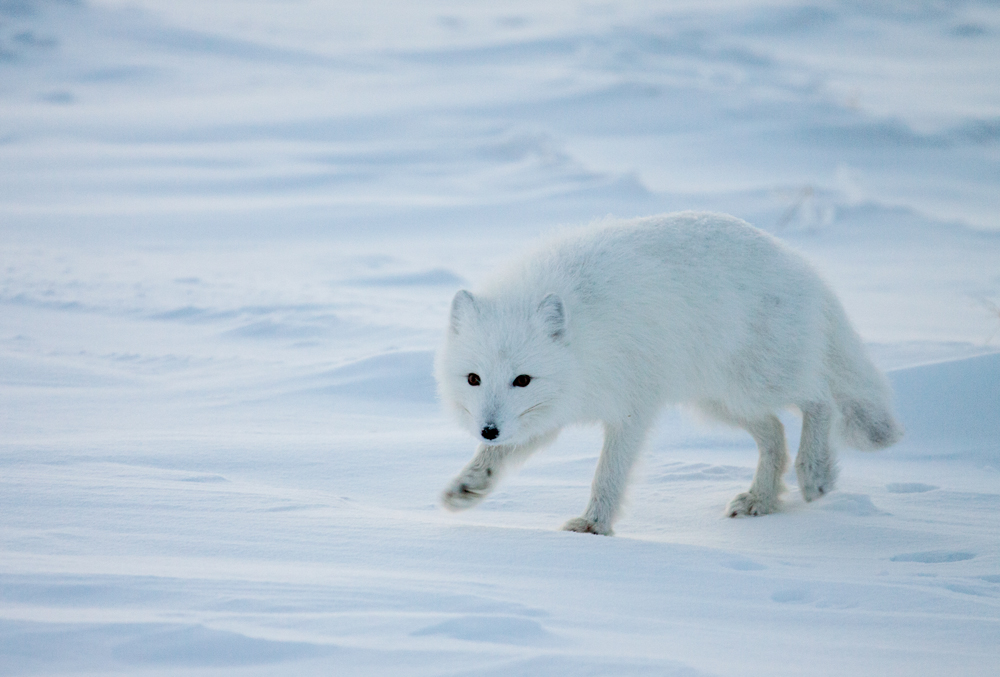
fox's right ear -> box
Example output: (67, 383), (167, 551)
(449, 290), (477, 334)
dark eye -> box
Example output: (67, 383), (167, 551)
(512, 374), (531, 387)
(467, 373), (481, 386)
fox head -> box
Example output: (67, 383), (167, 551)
(435, 289), (577, 446)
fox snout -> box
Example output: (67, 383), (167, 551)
(480, 424), (500, 441)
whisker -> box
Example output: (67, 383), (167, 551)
(518, 402), (550, 419)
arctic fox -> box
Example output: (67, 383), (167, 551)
(435, 212), (902, 535)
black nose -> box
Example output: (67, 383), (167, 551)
(481, 425), (499, 441)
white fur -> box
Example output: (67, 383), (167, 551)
(435, 212), (902, 535)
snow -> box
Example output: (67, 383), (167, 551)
(1, 1), (999, 675)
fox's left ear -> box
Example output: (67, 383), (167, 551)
(538, 293), (567, 342)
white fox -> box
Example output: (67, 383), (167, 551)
(435, 212), (902, 535)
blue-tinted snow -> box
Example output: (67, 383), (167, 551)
(1, 1), (998, 676)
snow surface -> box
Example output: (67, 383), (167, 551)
(2, 1), (999, 675)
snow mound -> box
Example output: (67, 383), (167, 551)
(410, 615), (555, 646)
(294, 350), (437, 404)
(889, 351), (1000, 461)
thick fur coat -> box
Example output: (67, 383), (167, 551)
(435, 212), (902, 535)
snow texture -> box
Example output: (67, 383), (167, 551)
(1, 1), (999, 675)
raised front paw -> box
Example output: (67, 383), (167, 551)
(441, 466), (495, 512)
(562, 516), (614, 536)
(727, 491), (780, 517)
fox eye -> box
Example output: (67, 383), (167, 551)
(512, 374), (531, 387)
(467, 373), (481, 386)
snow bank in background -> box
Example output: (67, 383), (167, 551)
(1, 1), (998, 676)
(290, 350), (437, 404)
(3, 0), (1000, 235)
(890, 352), (1000, 461)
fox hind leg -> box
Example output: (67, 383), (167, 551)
(727, 414), (789, 517)
(795, 401), (838, 501)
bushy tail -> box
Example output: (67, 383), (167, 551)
(837, 393), (904, 450)
(824, 297), (904, 451)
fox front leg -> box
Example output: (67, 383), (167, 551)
(441, 430), (558, 511)
(441, 442), (507, 510)
(563, 416), (650, 536)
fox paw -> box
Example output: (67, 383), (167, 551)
(799, 480), (830, 502)
(441, 467), (494, 511)
(727, 491), (779, 517)
(562, 517), (613, 536)
(796, 463), (837, 502)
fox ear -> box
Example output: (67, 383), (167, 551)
(450, 290), (477, 334)
(538, 293), (567, 342)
